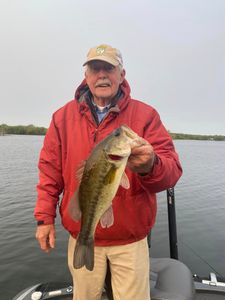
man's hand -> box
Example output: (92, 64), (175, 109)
(127, 143), (155, 174)
(35, 224), (55, 253)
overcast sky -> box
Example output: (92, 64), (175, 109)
(0, 0), (224, 135)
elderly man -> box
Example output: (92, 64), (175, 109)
(34, 44), (182, 300)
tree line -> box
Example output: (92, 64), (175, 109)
(0, 124), (47, 135)
(1, 124), (225, 141)
(169, 132), (225, 141)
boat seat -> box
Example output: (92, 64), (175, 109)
(150, 258), (195, 300)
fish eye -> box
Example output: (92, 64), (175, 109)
(114, 128), (121, 137)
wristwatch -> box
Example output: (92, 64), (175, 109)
(37, 220), (45, 226)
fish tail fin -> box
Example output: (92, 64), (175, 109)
(74, 235), (94, 271)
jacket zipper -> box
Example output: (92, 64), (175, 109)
(93, 129), (98, 142)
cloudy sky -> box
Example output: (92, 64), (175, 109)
(0, 0), (224, 135)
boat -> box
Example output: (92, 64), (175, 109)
(13, 188), (225, 300)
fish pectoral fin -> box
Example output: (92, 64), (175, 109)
(68, 191), (82, 221)
(120, 172), (130, 189)
(100, 205), (114, 228)
(76, 160), (87, 183)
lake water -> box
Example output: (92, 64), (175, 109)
(0, 135), (225, 300)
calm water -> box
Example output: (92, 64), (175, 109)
(0, 135), (225, 299)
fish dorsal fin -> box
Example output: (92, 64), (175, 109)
(68, 190), (82, 221)
(76, 160), (86, 183)
(120, 172), (130, 189)
(100, 205), (114, 228)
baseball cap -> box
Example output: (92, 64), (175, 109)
(83, 44), (123, 67)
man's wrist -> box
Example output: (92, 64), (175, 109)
(36, 220), (54, 226)
(37, 220), (45, 226)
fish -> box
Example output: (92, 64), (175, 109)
(68, 125), (148, 271)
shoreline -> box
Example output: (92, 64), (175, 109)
(1, 124), (225, 141)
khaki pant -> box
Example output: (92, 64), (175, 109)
(68, 235), (150, 300)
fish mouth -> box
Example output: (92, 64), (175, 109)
(108, 154), (124, 161)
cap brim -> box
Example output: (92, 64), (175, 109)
(83, 56), (119, 67)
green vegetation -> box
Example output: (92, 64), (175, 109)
(0, 124), (47, 136)
(169, 132), (225, 141)
(1, 124), (225, 141)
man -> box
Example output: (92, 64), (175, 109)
(34, 44), (182, 300)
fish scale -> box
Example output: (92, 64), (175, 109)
(80, 161), (111, 233)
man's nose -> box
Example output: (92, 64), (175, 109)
(97, 69), (108, 78)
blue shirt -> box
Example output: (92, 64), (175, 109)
(92, 102), (110, 123)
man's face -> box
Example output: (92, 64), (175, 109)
(85, 61), (125, 104)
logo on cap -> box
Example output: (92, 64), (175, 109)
(96, 46), (106, 55)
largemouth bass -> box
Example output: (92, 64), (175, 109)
(68, 125), (147, 271)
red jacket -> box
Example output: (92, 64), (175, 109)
(34, 79), (182, 246)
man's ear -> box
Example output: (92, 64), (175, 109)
(120, 69), (126, 84)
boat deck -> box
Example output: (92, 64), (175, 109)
(13, 285), (225, 300)
(37, 293), (225, 299)
(195, 294), (225, 300)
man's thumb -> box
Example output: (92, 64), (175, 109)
(49, 229), (55, 248)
